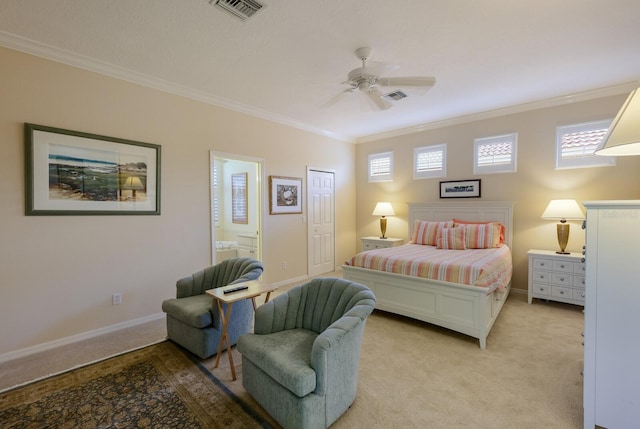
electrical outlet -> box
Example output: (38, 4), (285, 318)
(281, 261), (287, 270)
(112, 293), (122, 305)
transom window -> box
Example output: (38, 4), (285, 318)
(474, 133), (518, 174)
(414, 144), (447, 179)
(556, 120), (615, 169)
(368, 151), (393, 182)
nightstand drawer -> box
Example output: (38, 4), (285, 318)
(532, 283), (552, 297)
(532, 270), (552, 284)
(552, 272), (573, 286)
(552, 286), (573, 300)
(532, 258), (554, 270)
(553, 260), (575, 273)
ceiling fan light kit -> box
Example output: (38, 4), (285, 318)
(336, 47), (436, 111)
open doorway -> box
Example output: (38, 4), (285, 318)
(210, 151), (264, 265)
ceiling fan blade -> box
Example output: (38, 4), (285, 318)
(321, 88), (354, 108)
(377, 76), (436, 87)
(367, 88), (391, 110)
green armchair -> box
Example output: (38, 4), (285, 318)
(161, 257), (263, 359)
(237, 277), (376, 429)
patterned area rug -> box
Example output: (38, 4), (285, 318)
(0, 341), (272, 428)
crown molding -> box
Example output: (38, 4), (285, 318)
(356, 81), (639, 143)
(2, 31), (634, 146)
(0, 31), (354, 143)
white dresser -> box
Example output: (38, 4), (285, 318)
(527, 249), (585, 306)
(583, 200), (640, 429)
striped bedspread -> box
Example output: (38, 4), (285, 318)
(345, 243), (513, 291)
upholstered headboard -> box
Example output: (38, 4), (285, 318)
(407, 201), (515, 248)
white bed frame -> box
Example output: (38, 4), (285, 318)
(343, 201), (515, 349)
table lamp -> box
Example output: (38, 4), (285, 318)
(541, 199), (585, 254)
(595, 87), (640, 156)
(122, 176), (144, 200)
(372, 202), (395, 239)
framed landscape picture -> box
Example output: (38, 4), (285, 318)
(439, 179), (481, 198)
(24, 123), (161, 215)
(269, 176), (302, 214)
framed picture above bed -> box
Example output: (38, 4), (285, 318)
(439, 179), (481, 199)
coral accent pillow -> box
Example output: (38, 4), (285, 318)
(437, 227), (467, 250)
(411, 220), (454, 246)
(462, 223), (502, 249)
(453, 219), (505, 245)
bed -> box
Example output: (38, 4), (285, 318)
(342, 201), (515, 349)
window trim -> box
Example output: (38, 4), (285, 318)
(473, 133), (518, 175)
(413, 143), (447, 180)
(368, 151), (393, 182)
(555, 119), (616, 170)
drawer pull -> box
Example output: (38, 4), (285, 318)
(560, 264), (565, 268)
(559, 291), (565, 295)
(559, 277), (565, 282)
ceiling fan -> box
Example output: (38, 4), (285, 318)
(330, 47), (436, 110)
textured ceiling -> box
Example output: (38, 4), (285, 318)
(1, 0), (640, 142)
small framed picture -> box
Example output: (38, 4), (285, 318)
(439, 179), (481, 199)
(269, 176), (302, 214)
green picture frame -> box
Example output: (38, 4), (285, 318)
(24, 123), (161, 215)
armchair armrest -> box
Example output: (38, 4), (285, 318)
(175, 276), (195, 299)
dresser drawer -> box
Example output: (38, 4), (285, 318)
(574, 262), (586, 275)
(573, 275), (585, 288)
(573, 288), (585, 302)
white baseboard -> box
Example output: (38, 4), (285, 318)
(270, 275), (309, 289)
(0, 312), (166, 364)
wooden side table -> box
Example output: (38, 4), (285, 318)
(206, 280), (278, 380)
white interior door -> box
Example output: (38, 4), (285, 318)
(307, 168), (335, 277)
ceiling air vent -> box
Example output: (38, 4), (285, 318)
(211, 0), (263, 20)
(382, 90), (408, 102)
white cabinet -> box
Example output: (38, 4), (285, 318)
(237, 234), (258, 258)
(583, 201), (640, 429)
(527, 249), (585, 306)
(361, 236), (403, 251)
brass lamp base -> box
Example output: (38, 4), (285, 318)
(379, 217), (388, 239)
(556, 222), (570, 254)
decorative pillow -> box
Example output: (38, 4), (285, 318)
(463, 223), (502, 249)
(437, 227), (467, 250)
(453, 219), (505, 245)
(411, 220), (454, 246)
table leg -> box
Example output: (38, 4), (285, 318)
(213, 300), (237, 381)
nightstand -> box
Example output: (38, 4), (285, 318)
(527, 249), (585, 306)
(361, 236), (403, 251)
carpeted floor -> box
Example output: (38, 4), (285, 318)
(0, 285), (585, 429)
(0, 341), (273, 428)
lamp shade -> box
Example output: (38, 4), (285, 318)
(595, 88), (640, 156)
(122, 176), (144, 190)
(541, 199), (585, 221)
(372, 202), (395, 217)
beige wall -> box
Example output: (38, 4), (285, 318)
(0, 47), (356, 355)
(356, 96), (640, 294)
